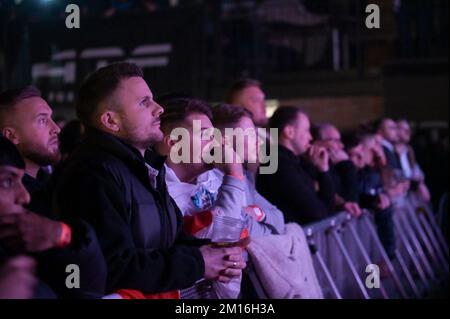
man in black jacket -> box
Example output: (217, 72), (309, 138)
(257, 107), (336, 225)
(346, 133), (396, 258)
(312, 123), (361, 217)
(55, 62), (245, 296)
(0, 87), (106, 298)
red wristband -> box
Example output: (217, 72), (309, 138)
(245, 205), (266, 222)
(56, 223), (72, 248)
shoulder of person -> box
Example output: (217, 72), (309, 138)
(64, 150), (130, 189)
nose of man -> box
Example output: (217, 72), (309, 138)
(50, 119), (61, 135)
(153, 102), (164, 118)
(15, 183), (31, 207)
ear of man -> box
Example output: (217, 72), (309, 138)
(166, 133), (178, 145)
(283, 125), (295, 140)
(165, 134), (177, 151)
(1, 127), (19, 145)
(100, 111), (121, 133)
(156, 134), (179, 157)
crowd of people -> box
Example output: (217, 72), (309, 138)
(0, 62), (438, 299)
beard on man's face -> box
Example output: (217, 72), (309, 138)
(118, 110), (164, 151)
(140, 131), (164, 150)
(22, 142), (61, 167)
(125, 126), (164, 151)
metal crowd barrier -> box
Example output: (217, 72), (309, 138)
(305, 195), (449, 299)
(391, 194), (449, 297)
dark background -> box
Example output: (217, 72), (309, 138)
(0, 0), (448, 205)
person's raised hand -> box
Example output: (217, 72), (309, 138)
(0, 211), (64, 253)
(343, 202), (362, 217)
(205, 136), (244, 178)
(376, 193), (391, 210)
(307, 145), (329, 172)
(329, 148), (349, 164)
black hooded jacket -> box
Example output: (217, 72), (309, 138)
(54, 128), (206, 294)
(257, 145), (336, 225)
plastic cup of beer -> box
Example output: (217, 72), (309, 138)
(210, 215), (246, 248)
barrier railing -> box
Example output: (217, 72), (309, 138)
(179, 194), (447, 299)
(392, 194), (449, 296)
(305, 195), (449, 299)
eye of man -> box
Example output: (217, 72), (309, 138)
(37, 115), (49, 125)
(0, 175), (15, 189)
(140, 97), (152, 107)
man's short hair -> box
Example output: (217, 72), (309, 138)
(373, 117), (393, 133)
(343, 129), (374, 151)
(226, 78), (262, 103)
(269, 106), (302, 134)
(76, 62), (144, 126)
(396, 117), (410, 125)
(212, 103), (253, 129)
(311, 123), (336, 141)
(159, 97), (213, 135)
(343, 132), (363, 151)
(0, 136), (25, 169)
(0, 86), (41, 126)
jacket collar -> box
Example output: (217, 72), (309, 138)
(144, 147), (167, 171)
(381, 139), (395, 152)
(84, 127), (166, 171)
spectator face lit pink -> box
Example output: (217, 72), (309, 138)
(4, 97), (61, 167)
(0, 166), (30, 217)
